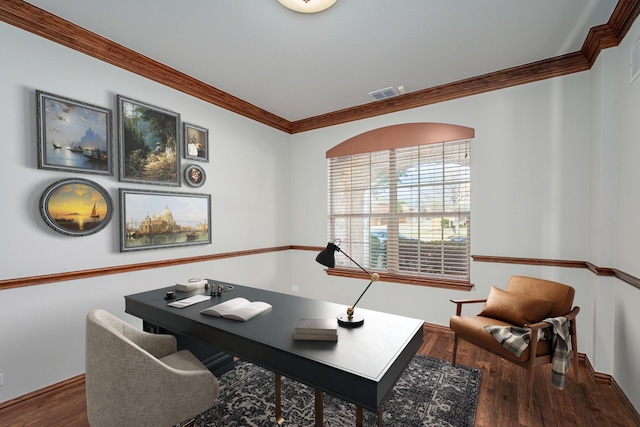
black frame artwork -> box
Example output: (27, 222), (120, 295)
(36, 90), (113, 176)
(40, 178), (113, 236)
(119, 188), (211, 252)
(184, 122), (209, 162)
(184, 164), (206, 187)
(117, 95), (181, 186)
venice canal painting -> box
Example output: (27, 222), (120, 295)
(37, 91), (112, 176)
(120, 190), (210, 252)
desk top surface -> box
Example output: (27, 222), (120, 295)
(126, 280), (422, 380)
(125, 279), (424, 409)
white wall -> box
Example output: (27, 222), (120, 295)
(612, 16), (640, 410)
(289, 41), (639, 411)
(588, 46), (619, 376)
(0, 22), (292, 401)
(290, 72), (593, 324)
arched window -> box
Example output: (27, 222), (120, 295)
(325, 123), (474, 289)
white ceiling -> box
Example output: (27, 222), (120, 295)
(25, 0), (618, 122)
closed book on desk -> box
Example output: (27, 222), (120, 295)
(201, 297), (271, 322)
(293, 332), (338, 342)
(295, 318), (338, 335)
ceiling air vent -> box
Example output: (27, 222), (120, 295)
(368, 87), (399, 101)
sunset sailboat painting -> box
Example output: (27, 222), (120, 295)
(40, 178), (113, 236)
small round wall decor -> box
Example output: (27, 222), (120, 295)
(184, 164), (206, 187)
(40, 178), (113, 236)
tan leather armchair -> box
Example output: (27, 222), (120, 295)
(86, 309), (220, 427)
(449, 276), (579, 405)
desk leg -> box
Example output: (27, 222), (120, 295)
(355, 406), (382, 427)
(314, 389), (323, 427)
(275, 373), (284, 425)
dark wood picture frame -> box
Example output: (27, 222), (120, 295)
(119, 188), (211, 252)
(117, 95), (181, 186)
(40, 178), (113, 236)
(36, 90), (113, 176)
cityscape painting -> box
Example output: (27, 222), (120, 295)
(119, 189), (211, 252)
(36, 90), (113, 176)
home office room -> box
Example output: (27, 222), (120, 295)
(1, 1), (639, 426)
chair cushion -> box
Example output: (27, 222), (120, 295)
(506, 276), (575, 317)
(450, 315), (551, 362)
(478, 286), (555, 326)
(160, 349), (211, 371)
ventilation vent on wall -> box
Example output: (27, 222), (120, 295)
(368, 87), (399, 101)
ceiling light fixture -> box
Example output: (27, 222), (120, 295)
(278, 0), (338, 14)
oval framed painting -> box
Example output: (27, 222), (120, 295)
(40, 178), (113, 236)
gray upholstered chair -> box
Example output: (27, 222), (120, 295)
(85, 309), (219, 427)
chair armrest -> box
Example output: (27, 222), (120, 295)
(450, 298), (488, 305)
(564, 306), (580, 321)
(122, 322), (177, 358)
(525, 306), (581, 330)
(450, 298), (487, 316)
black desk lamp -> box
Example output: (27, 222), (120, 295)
(316, 240), (379, 327)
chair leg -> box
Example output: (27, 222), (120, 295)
(524, 366), (535, 408)
(570, 320), (579, 382)
(525, 329), (540, 409)
(451, 334), (459, 367)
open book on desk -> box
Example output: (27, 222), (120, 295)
(201, 297), (272, 322)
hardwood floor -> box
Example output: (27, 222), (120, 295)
(420, 326), (639, 427)
(1, 326), (638, 426)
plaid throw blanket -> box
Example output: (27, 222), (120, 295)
(484, 316), (571, 389)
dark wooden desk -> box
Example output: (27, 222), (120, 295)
(125, 280), (423, 426)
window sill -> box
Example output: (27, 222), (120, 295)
(324, 268), (473, 291)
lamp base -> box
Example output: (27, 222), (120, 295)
(337, 312), (364, 328)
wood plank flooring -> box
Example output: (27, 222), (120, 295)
(0, 326), (638, 426)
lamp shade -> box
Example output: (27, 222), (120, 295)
(315, 242), (339, 268)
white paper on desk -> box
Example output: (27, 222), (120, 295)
(168, 294), (211, 308)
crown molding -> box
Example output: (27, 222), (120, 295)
(0, 0), (291, 132)
(290, 52), (590, 133)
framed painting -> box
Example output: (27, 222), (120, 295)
(119, 188), (211, 252)
(36, 90), (113, 176)
(184, 122), (209, 162)
(184, 164), (206, 187)
(40, 178), (113, 237)
(117, 95), (181, 186)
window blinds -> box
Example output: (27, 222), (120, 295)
(327, 139), (471, 281)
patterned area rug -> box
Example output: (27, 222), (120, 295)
(190, 354), (481, 427)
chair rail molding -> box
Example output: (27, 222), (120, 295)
(1, 248), (639, 292)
